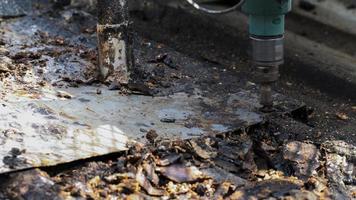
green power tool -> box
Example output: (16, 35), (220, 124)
(186, 0), (292, 111)
(242, 0), (292, 111)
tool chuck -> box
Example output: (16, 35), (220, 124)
(251, 35), (284, 110)
(242, 0), (292, 110)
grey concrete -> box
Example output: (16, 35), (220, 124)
(0, 0), (32, 17)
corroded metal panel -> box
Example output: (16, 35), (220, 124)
(0, 85), (263, 173)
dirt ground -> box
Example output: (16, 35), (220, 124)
(130, 4), (356, 144)
(0, 1), (355, 200)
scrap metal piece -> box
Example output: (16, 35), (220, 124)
(0, 0), (32, 17)
(0, 86), (263, 174)
(97, 0), (134, 84)
(283, 141), (321, 179)
(156, 165), (204, 183)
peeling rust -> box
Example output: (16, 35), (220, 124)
(97, 0), (134, 84)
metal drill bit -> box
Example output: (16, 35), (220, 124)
(260, 83), (273, 112)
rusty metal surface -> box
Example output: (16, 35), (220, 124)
(0, 7), (303, 174)
(97, 0), (134, 84)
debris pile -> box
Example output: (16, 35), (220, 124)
(322, 140), (356, 199)
(1, 129), (354, 199)
(0, 1), (354, 200)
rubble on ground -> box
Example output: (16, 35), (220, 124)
(0, 130), (354, 199)
(0, 1), (354, 200)
(283, 141), (320, 179)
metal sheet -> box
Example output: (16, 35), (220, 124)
(0, 85), (263, 173)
